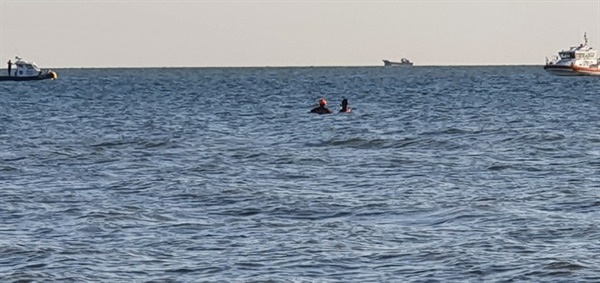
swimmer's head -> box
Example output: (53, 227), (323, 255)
(319, 99), (327, 106)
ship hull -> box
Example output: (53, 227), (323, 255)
(0, 72), (57, 81)
(543, 64), (600, 76)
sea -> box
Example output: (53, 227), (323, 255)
(1, 66), (599, 282)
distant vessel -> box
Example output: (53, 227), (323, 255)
(383, 58), (413, 67)
(0, 56), (58, 81)
(544, 33), (600, 76)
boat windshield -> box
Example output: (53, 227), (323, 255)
(559, 52), (575, 59)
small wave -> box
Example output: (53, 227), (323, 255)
(421, 128), (473, 135)
(91, 140), (137, 148)
(0, 166), (19, 171)
(142, 140), (171, 148)
(306, 137), (423, 150)
(488, 164), (513, 171)
(545, 260), (587, 271)
(516, 133), (566, 142)
(90, 137), (174, 150)
(305, 137), (384, 148)
(442, 128), (472, 134)
(2, 156), (27, 162)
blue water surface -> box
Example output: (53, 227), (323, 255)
(1, 66), (599, 282)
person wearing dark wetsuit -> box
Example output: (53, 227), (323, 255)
(310, 98), (333, 114)
(7, 60), (11, 76)
(340, 98), (351, 113)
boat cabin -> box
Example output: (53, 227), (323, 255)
(547, 34), (599, 68)
(11, 57), (42, 77)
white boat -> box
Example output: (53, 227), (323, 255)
(383, 58), (413, 67)
(544, 33), (600, 76)
(1, 56), (58, 81)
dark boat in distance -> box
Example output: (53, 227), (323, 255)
(1, 56), (58, 82)
(383, 58), (413, 67)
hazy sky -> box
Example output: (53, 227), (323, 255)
(1, 0), (599, 68)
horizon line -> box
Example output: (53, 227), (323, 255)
(26, 64), (544, 69)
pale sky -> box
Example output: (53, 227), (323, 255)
(1, 0), (599, 68)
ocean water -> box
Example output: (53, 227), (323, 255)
(0, 66), (599, 282)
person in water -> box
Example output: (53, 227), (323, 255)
(7, 60), (11, 76)
(340, 98), (351, 113)
(310, 98), (333, 114)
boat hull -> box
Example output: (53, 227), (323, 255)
(0, 71), (57, 81)
(544, 64), (600, 76)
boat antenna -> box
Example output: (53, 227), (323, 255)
(584, 32), (588, 46)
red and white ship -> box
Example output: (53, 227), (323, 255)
(544, 33), (600, 76)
